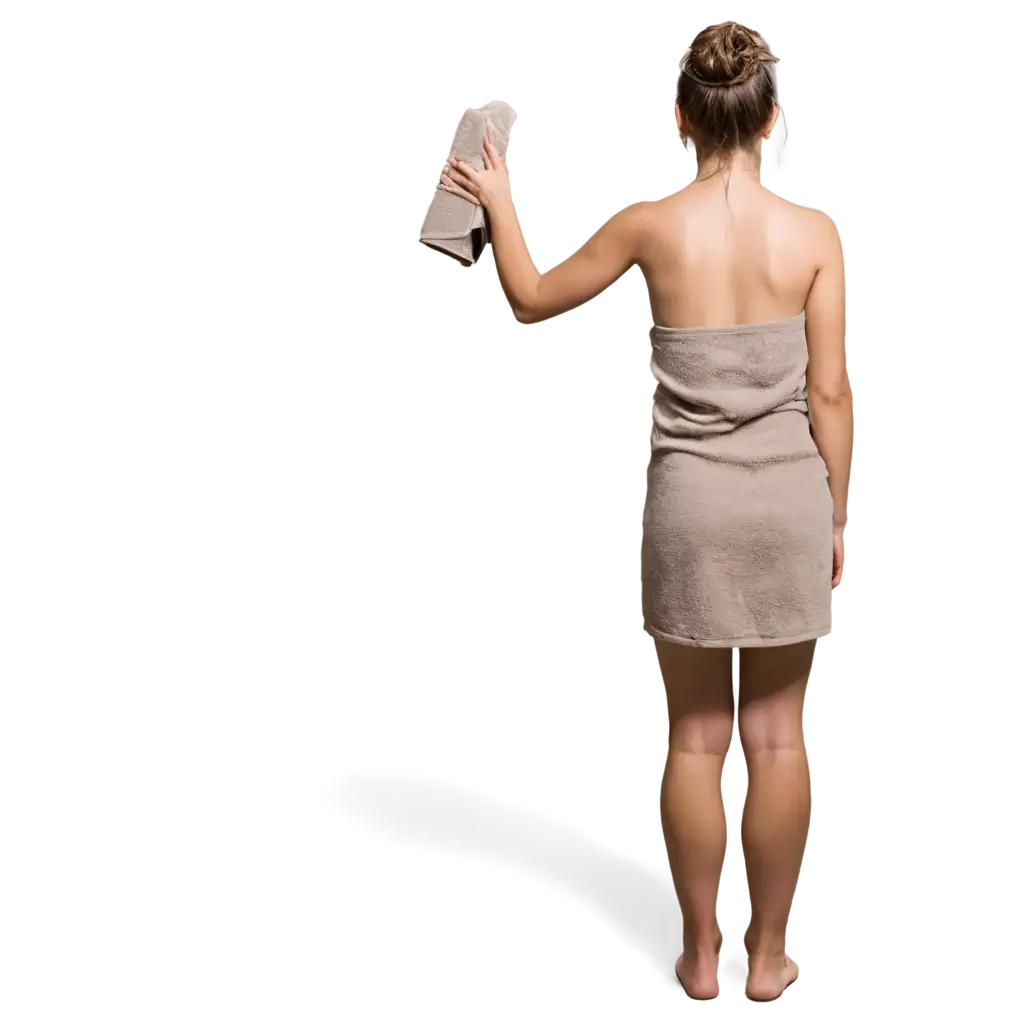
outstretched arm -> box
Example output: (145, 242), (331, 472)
(442, 133), (646, 324)
(495, 200), (646, 324)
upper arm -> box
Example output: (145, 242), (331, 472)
(519, 202), (648, 324)
(804, 211), (849, 401)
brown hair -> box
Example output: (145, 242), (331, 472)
(676, 21), (788, 184)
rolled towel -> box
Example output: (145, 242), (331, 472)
(419, 99), (518, 267)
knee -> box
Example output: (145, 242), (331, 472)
(737, 710), (804, 756)
(668, 711), (734, 758)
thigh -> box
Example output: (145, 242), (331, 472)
(737, 640), (816, 751)
(655, 639), (735, 755)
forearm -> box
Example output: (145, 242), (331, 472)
(809, 390), (853, 526)
(485, 199), (541, 320)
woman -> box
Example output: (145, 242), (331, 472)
(439, 20), (853, 1004)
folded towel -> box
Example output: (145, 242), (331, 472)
(419, 99), (518, 267)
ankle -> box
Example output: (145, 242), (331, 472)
(688, 937), (720, 958)
(744, 928), (786, 959)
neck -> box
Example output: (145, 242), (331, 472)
(693, 144), (763, 185)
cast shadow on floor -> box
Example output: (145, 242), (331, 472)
(307, 765), (684, 995)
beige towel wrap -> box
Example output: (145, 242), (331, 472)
(641, 311), (834, 647)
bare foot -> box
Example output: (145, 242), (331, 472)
(675, 950), (724, 999)
(745, 950), (799, 1002)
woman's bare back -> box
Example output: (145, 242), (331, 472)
(638, 177), (831, 329)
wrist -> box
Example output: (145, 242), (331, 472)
(484, 193), (515, 216)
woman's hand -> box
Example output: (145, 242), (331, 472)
(440, 121), (512, 211)
(831, 524), (845, 588)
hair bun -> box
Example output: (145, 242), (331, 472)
(680, 21), (779, 88)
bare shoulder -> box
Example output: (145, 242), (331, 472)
(804, 204), (842, 251)
(626, 192), (688, 256)
(557, 199), (654, 271)
(589, 199), (655, 242)
(617, 198), (657, 229)
(644, 187), (698, 215)
(775, 196), (842, 265)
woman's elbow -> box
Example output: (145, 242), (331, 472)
(509, 296), (548, 323)
(809, 376), (852, 406)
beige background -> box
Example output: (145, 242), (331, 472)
(2, 6), (1024, 1015)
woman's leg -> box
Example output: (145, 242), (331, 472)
(737, 639), (816, 1001)
(654, 638), (735, 1000)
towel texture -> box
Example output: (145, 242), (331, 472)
(641, 311), (834, 647)
(419, 100), (517, 267)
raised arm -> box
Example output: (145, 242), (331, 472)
(441, 135), (646, 324)
(804, 210), (854, 587)
(492, 201), (647, 324)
